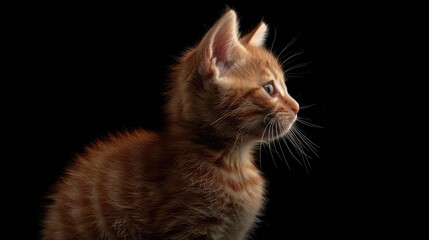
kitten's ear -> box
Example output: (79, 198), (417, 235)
(241, 22), (268, 47)
(198, 9), (245, 75)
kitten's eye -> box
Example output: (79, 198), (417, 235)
(263, 83), (275, 96)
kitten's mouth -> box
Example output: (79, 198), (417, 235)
(260, 114), (296, 140)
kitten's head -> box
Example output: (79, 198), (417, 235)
(167, 9), (299, 143)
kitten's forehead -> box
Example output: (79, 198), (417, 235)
(256, 50), (284, 80)
(262, 66), (282, 81)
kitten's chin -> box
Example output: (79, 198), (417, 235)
(270, 123), (293, 140)
(259, 116), (296, 141)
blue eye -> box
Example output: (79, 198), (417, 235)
(263, 83), (275, 96)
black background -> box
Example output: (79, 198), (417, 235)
(8, 1), (422, 239)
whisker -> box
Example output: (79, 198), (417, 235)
(263, 113), (275, 125)
(281, 132), (302, 166)
(280, 49), (304, 68)
(266, 120), (276, 163)
(269, 121), (279, 168)
(292, 92), (305, 100)
(285, 70), (312, 80)
(301, 149), (311, 175)
(298, 116), (316, 121)
(291, 126), (313, 175)
(210, 111), (234, 126)
(270, 27), (277, 52)
(294, 126), (320, 151)
(289, 126), (312, 157)
(284, 61), (312, 74)
(285, 74), (308, 80)
(296, 118), (323, 128)
(286, 129), (312, 158)
(276, 36), (298, 60)
(290, 127), (319, 158)
(287, 129), (309, 155)
(259, 116), (275, 171)
(232, 126), (244, 154)
(299, 104), (317, 110)
(285, 132), (312, 174)
(274, 118), (286, 167)
(275, 124), (291, 170)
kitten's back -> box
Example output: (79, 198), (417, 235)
(42, 130), (161, 239)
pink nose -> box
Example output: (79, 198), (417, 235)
(291, 106), (299, 114)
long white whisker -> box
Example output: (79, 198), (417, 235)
(232, 126), (244, 154)
(274, 119), (289, 167)
(266, 120), (276, 163)
(210, 110), (234, 126)
(299, 104), (317, 110)
(284, 62), (312, 74)
(287, 129), (312, 158)
(294, 126), (320, 152)
(259, 115), (275, 171)
(301, 147), (311, 174)
(287, 125), (312, 157)
(296, 118), (323, 128)
(293, 125), (313, 174)
(281, 49), (304, 68)
(270, 27), (277, 52)
(285, 71), (313, 80)
(285, 74), (307, 80)
(277, 36), (298, 60)
(263, 113), (275, 125)
(276, 124), (291, 170)
(290, 127), (319, 158)
(288, 127), (312, 174)
(281, 132), (303, 166)
(270, 121), (279, 168)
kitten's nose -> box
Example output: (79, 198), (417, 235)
(291, 106), (299, 114)
(282, 94), (299, 115)
(289, 98), (299, 115)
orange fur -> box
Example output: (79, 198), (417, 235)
(42, 9), (299, 240)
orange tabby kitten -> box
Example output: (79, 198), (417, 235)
(42, 9), (299, 240)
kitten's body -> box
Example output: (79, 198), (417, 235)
(43, 10), (299, 240)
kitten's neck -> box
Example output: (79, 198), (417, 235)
(164, 121), (257, 159)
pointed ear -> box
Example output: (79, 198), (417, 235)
(241, 22), (268, 47)
(198, 10), (245, 75)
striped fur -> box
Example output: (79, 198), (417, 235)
(42, 9), (299, 240)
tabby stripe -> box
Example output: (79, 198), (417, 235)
(218, 162), (256, 173)
(78, 170), (97, 239)
(67, 177), (87, 237)
(219, 175), (262, 192)
(49, 203), (64, 240)
(55, 196), (73, 239)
